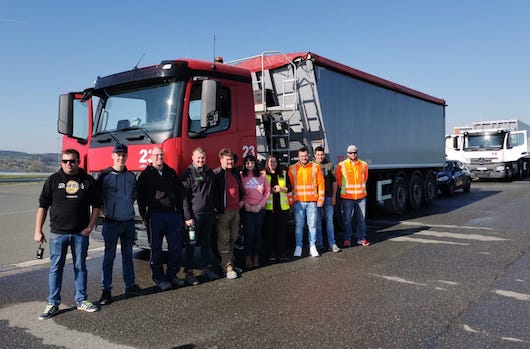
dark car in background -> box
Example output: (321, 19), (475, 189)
(437, 160), (471, 196)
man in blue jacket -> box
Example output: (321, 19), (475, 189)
(97, 144), (143, 305)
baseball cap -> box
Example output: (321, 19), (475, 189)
(113, 144), (128, 154)
(347, 145), (357, 153)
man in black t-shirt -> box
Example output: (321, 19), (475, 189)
(34, 148), (101, 320)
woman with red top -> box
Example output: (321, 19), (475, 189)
(241, 155), (270, 269)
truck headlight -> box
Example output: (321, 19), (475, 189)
(495, 166), (505, 171)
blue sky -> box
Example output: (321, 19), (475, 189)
(1, 0), (529, 153)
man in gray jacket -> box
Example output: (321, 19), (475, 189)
(97, 144), (142, 305)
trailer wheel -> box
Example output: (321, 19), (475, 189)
(408, 172), (423, 210)
(386, 175), (408, 215)
(423, 172), (436, 206)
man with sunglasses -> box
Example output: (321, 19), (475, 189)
(335, 145), (370, 248)
(34, 149), (101, 319)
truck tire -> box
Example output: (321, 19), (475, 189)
(386, 175), (408, 215)
(408, 172), (423, 210)
(423, 172), (436, 206)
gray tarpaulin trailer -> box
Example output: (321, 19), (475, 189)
(234, 52), (446, 214)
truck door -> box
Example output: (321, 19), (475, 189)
(58, 92), (94, 168)
(182, 79), (256, 169)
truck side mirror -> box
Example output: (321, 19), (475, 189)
(58, 93), (74, 136)
(200, 80), (220, 128)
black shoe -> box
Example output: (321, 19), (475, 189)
(202, 268), (219, 281)
(169, 277), (185, 288)
(124, 284), (143, 297)
(184, 272), (199, 286)
(98, 290), (112, 305)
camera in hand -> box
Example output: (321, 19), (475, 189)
(36, 244), (44, 259)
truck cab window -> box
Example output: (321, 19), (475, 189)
(188, 82), (231, 134)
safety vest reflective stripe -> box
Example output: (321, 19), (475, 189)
(265, 174), (290, 210)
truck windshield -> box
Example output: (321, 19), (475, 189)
(464, 133), (504, 150)
(94, 82), (183, 134)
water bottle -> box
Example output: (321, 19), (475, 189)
(188, 225), (196, 245)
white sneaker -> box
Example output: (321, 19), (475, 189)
(293, 245), (302, 257)
(309, 245), (320, 257)
(226, 265), (238, 279)
(331, 244), (341, 253)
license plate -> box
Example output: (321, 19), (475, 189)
(477, 167), (487, 171)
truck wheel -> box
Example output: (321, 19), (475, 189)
(386, 175), (408, 215)
(408, 172), (423, 210)
(423, 172), (436, 206)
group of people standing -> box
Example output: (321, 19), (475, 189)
(34, 143), (370, 320)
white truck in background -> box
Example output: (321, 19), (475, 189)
(445, 120), (530, 179)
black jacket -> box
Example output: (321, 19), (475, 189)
(213, 167), (244, 214)
(137, 163), (183, 220)
(39, 168), (101, 234)
(182, 164), (216, 220)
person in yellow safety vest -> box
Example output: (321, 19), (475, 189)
(263, 155), (292, 262)
(335, 144), (370, 248)
(288, 146), (325, 257)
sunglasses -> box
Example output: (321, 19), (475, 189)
(348, 151), (358, 154)
(61, 159), (78, 164)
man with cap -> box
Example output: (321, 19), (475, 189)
(97, 143), (143, 305)
(335, 145), (370, 248)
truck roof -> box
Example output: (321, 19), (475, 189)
(234, 52), (446, 106)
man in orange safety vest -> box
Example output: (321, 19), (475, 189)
(335, 145), (370, 248)
(288, 146), (325, 257)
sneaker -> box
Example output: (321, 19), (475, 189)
(309, 245), (320, 257)
(185, 272), (199, 286)
(357, 239), (371, 246)
(202, 268), (219, 281)
(98, 289), (112, 305)
(293, 245), (302, 257)
(38, 304), (59, 320)
(124, 285), (143, 297)
(76, 300), (100, 313)
(157, 280), (172, 291)
(279, 254), (289, 262)
(169, 277), (185, 288)
(343, 239), (351, 247)
(331, 244), (341, 253)
(226, 265), (237, 279)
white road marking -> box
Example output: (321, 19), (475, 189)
(372, 219), (493, 230)
(463, 324), (480, 333)
(415, 231), (507, 241)
(0, 301), (136, 349)
(494, 289), (530, 301)
(437, 280), (458, 285)
(370, 274), (427, 287)
(463, 324), (528, 344)
(0, 247), (105, 278)
(389, 236), (469, 245)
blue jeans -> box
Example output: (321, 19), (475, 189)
(101, 220), (136, 290)
(184, 213), (216, 272)
(48, 232), (89, 305)
(243, 209), (265, 257)
(341, 197), (367, 241)
(148, 211), (182, 283)
(293, 201), (317, 248)
(316, 197), (336, 247)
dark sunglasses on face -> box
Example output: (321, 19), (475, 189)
(348, 151), (357, 154)
(61, 159), (78, 164)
